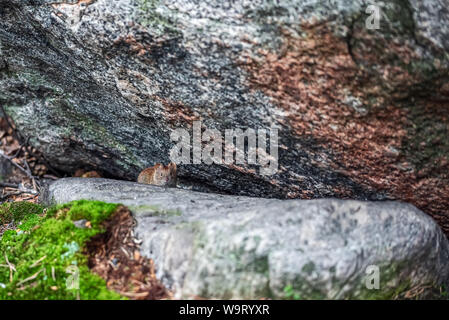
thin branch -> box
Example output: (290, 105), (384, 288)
(16, 268), (44, 287)
(4, 253), (16, 283)
(4, 190), (38, 197)
(43, 174), (59, 180)
(0, 182), (19, 188)
(23, 159), (38, 190)
(25, 145), (62, 178)
(12, 136), (30, 159)
(0, 105), (22, 142)
(29, 255), (47, 269)
(0, 151), (33, 179)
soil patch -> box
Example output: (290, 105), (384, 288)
(86, 205), (170, 300)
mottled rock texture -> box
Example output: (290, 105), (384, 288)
(1, 1), (449, 231)
(42, 178), (449, 299)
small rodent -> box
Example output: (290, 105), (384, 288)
(137, 162), (177, 187)
(81, 171), (101, 178)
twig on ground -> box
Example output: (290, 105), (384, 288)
(1, 106), (62, 181)
(29, 255), (47, 269)
(0, 182), (19, 189)
(2, 189), (38, 196)
(23, 159), (38, 190)
(119, 291), (149, 298)
(1, 105), (60, 177)
(0, 150), (33, 179)
(21, 136), (62, 178)
(43, 174), (59, 180)
(11, 137), (30, 159)
(16, 268), (44, 287)
(19, 196), (38, 201)
(120, 247), (130, 258)
(0, 105), (21, 142)
(0, 149), (41, 199)
(4, 253), (16, 283)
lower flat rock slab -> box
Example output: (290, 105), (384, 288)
(42, 178), (449, 299)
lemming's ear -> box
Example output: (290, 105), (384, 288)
(169, 162), (177, 170)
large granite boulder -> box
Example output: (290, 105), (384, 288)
(42, 178), (449, 299)
(0, 1), (448, 233)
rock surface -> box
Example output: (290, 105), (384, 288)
(0, 156), (13, 182)
(43, 178), (449, 299)
(0, 1), (448, 233)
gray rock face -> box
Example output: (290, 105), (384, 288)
(1, 1), (449, 237)
(43, 178), (449, 299)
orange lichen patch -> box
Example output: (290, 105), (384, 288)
(114, 35), (149, 57)
(243, 23), (449, 234)
(113, 35), (178, 61)
(160, 98), (200, 127)
(227, 163), (257, 175)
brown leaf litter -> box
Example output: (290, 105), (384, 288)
(86, 205), (170, 300)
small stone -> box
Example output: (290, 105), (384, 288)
(73, 219), (88, 229)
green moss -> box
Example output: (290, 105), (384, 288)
(280, 279), (326, 300)
(359, 280), (411, 300)
(0, 200), (124, 300)
(0, 202), (43, 225)
(348, 263), (412, 300)
(278, 262), (441, 300)
(17, 71), (63, 95)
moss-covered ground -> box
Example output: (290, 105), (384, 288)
(0, 200), (124, 300)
